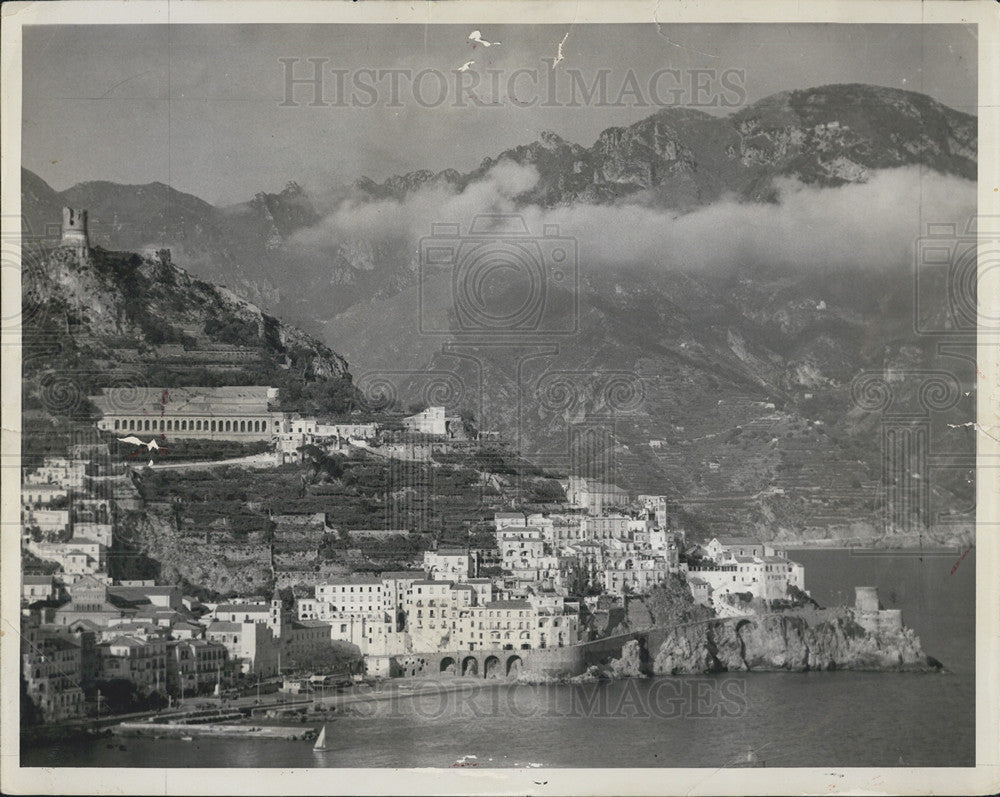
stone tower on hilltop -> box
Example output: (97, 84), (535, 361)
(60, 207), (89, 253)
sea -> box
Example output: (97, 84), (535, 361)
(22, 549), (976, 769)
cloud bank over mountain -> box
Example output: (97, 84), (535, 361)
(287, 161), (976, 276)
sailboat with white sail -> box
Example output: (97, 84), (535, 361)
(313, 724), (329, 752)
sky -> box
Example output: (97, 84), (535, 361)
(21, 23), (977, 205)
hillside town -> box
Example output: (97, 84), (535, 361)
(20, 380), (811, 724)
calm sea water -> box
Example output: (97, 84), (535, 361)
(22, 549), (975, 768)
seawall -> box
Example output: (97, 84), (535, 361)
(393, 606), (940, 682)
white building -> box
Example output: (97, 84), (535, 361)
(401, 406), (447, 436)
(423, 549), (476, 582)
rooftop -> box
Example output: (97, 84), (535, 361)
(206, 621), (242, 632)
(214, 603), (269, 612)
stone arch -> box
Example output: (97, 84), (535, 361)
(240, 420), (246, 432)
(440, 656), (457, 675)
(484, 655), (501, 679)
(462, 656), (479, 677)
(506, 655), (523, 678)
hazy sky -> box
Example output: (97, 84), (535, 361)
(22, 23), (977, 205)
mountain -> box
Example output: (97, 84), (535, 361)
(21, 83), (978, 545)
(20, 240), (358, 434)
(21, 84), (976, 333)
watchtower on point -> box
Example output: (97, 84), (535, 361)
(60, 207), (89, 253)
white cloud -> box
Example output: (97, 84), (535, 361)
(287, 163), (976, 276)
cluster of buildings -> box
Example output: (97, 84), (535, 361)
(90, 388), (470, 465)
(20, 574), (347, 722)
(21, 577), (233, 722)
(22, 452), (115, 582)
(21, 354), (811, 721)
(683, 537), (806, 612)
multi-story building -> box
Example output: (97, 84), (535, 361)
(26, 539), (105, 575)
(91, 386), (282, 442)
(52, 575), (135, 627)
(21, 509), (71, 539)
(206, 621), (280, 677)
(602, 557), (672, 597)
(493, 512), (527, 529)
(472, 547), (502, 575)
(401, 406), (448, 436)
(404, 580), (474, 651)
(423, 548), (476, 582)
(584, 515), (632, 542)
(21, 621), (86, 722)
(97, 635), (169, 693)
(453, 600), (580, 652)
(72, 522), (113, 548)
(24, 458), (87, 490)
(313, 576), (386, 620)
(21, 484), (69, 508)
(380, 571), (423, 631)
(564, 477), (630, 515)
(705, 537), (766, 561)
(685, 544), (806, 605)
(210, 602), (273, 626)
(497, 527), (546, 571)
(22, 575), (57, 603)
(166, 639), (230, 696)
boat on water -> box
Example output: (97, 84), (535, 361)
(313, 724), (329, 752)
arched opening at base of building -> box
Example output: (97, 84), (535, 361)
(506, 656), (523, 678)
(440, 657), (457, 675)
(462, 656), (479, 677)
(484, 655), (501, 679)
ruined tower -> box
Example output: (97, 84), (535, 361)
(60, 207), (89, 253)
(854, 586), (880, 614)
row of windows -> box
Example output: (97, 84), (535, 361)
(319, 585), (380, 594)
(112, 418), (270, 433)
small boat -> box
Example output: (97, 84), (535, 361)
(313, 724), (329, 752)
(180, 736), (194, 742)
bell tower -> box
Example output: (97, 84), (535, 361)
(270, 586), (285, 639)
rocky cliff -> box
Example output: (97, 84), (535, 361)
(22, 241), (357, 422)
(649, 608), (934, 674)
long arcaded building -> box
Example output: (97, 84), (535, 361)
(91, 386), (282, 441)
